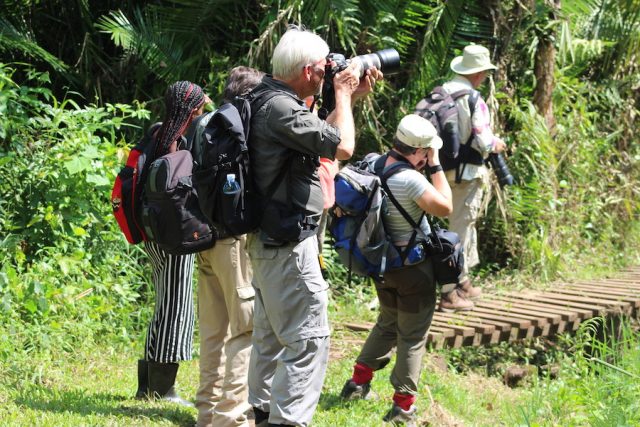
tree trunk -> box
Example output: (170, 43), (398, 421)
(532, 0), (561, 133)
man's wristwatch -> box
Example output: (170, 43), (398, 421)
(428, 164), (443, 174)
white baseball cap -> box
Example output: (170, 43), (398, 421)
(450, 44), (497, 75)
(395, 114), (443, 150)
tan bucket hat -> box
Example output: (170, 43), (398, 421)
(395, 114), (443, 150)
(450, 44), (497, 75)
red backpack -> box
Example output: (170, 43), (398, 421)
(111, 123), (161, 244)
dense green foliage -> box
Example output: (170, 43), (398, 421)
(0, 1), (639, 424)
(0, 63), (153, 357)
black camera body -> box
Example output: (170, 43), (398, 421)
(488, 152), (514, 187)
(317, 48), (400, 119)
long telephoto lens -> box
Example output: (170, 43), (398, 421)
(488, 153), (514, 187)
(351, 48), (401, 77)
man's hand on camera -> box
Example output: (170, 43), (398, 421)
(426, 147), (440, 167)
(353, 67), (383, 102)
(333, 62), (361, 96)
(492, 137), (506, 153)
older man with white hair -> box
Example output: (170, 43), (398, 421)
(246, 26), (382, 427)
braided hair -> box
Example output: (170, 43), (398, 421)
(155, 80), (206, 157)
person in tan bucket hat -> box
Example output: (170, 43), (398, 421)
(436, 43), (507, 312)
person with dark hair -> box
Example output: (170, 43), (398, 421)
(189, 66), (265, 427)
(246, 27), (382, 427)
(135, 80), (208, 406)
(340, 114), (453, 426)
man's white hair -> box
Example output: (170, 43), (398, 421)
(272, 28), (329, 80)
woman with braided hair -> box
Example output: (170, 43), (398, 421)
(135, 81), (208, 406)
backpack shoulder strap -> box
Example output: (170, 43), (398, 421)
(450, 88), (471, 101)
(377, 158), (429, 262)
(375, 152), (429, 237)
(187, 112), (215, 166)
(467, 89), (481, 114)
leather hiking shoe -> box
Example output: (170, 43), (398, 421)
(383, 404), (417, 426)
(458, 278), (482, 300)
(439, 288), (474, 312)
(339, 379), (371, 400)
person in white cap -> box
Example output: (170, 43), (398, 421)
(340, 114), (452, 426)
(438, 43), (507, 312)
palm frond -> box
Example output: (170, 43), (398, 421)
(96, 9), (190, 84)
(407, 0), (495, 102)
(0, 17), (68, 72)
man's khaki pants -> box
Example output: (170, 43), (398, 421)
(448, 177), (485, 277)
(196, 235), (254, 427)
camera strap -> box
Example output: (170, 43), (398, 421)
(375, 153), (431, 261)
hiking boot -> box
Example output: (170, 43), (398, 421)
(252, 407), (269, 427)
(135, 359), (148, 399)
(439, 288), (474, 312)
(339, 379), (371, 400)
(147, 361), (194, 407)
(457, 278), (482, 300)
(383, 404), (417, 426)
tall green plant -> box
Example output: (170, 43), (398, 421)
(0, 63), (153, 357)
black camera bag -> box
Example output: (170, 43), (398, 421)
(426, 227), (465, 288)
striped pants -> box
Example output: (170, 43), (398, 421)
(144, 241), (196, 363)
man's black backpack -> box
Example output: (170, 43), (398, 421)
(414, 86), (480, 176)
(192, 89), (274, 238)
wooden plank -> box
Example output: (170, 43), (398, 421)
(547, 288), (634, 311)
(435, 312), (496, 334)
(518, 291), (606, 317)
(572, 279), (640, 291)
(565, 284), (640, 306)
(428, 324), (456, 338)
(493, 295), (578, 321)
(570, 281), (640, 294)
(446, 334), (464, 348)
(470, 305), (543, 324)
(443, 312), (513, 332)
(426, 331), (445, 349)
(430, 319), (475, 337)
(524, 290), (629, 313)
(518, 326), (536, 340)
(597, 278), (640, 287)
(469, 306), (547, 332)
(483, 330), (502, 345)
(531, 323), (551, 338)
(474, 300), (562, 325)
(462, 309), (532, 329)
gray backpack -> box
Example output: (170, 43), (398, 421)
(414, 86), (480, 173)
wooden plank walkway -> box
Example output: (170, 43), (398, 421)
(343, 266), (640, 349)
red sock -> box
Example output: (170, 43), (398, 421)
(393, 392), (416, 411)
(351, 362), (373, 385)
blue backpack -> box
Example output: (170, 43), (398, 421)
(329, 153), (427, 282)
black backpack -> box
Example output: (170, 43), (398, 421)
(192, 89), (274, 238)
(141, 146), (216, 255)
(414, 86), (481, 177)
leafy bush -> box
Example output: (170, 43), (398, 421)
(476, 69), (640, 281)
(0, 63), (153, 358)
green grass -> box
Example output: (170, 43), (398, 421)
(2, 312), (639, 427)
(2, 254), (640, 426)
